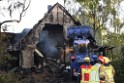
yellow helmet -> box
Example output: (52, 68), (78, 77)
(84, 57), (90, 62)
(104, 57), (111, 63)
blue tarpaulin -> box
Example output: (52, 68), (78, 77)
(67, 26), (91, 39)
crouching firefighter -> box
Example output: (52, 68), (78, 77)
(78, 57), (92, 83)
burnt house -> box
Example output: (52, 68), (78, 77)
(20, 3), (80, 68)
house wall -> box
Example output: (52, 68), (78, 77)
(20, 4), (77, 68)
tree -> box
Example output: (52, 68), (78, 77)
(65, 0), (124, 82)
(0, 0), (31, 40)
(65, 0), (124, 39)
(0, 0), (31, 69)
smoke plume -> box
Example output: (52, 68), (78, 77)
(37, 24), (64, 59)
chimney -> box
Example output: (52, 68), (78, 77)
(48, 5), (52, 11)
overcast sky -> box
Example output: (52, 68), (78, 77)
(6, 0), (64, 33)
(1, 0), (124, 33)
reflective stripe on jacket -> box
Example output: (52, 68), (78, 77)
(80, 64), (92, 83)
(90, 63), (101, 83)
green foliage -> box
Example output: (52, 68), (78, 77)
(112, 46), (124, 83)
(65, 0), (124, 82)
(104, 33), (124, 82)
(0, 72), (18, 83)
(0, 35), (18, 82)
(0, 54), (17, 66)
(105, 32), (124, 46)
(66, 0), (124, 38)
(0, 33), (10, 65)
(0, 33), (17, 71)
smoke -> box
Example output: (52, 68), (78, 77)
(37, 24), (64, 59)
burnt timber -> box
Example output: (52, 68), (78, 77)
(19, 3), (80, 68)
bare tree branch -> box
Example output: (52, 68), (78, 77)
(0, 0), (31, 42)
(96, 18), (108, 31)
(21, 0), (31, 17)
(1, 19), (20, 25)
(0, 12), (5, 17)
(0, 0), (31, 27)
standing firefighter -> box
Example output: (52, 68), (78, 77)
(98, 55), (106, 83)
(100, 57), (115, 83)
(78, 57), (92, 83)
(90, 55), (104, 83)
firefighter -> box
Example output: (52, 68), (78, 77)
(78, 57), (92, 83)
(98, 55), (106, 83)
(98, 55), (105, 64)
(90, 56), (100, 83)
(90, 55), (105, 83)
(100, 57), (115, 83)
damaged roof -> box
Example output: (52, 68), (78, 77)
(19, 2), (80, 46)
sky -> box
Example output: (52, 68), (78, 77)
(1, 0), (124, 33)
(6, 0), (64, 33)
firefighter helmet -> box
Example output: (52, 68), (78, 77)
(84, 57), (90, 62)
(98, 55), (105, 64)
(104, 57), (111, 64)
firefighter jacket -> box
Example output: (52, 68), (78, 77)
(90, 63), (101, 83)
(100, 64), (115, 83)
(80, 64), (92, 83)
